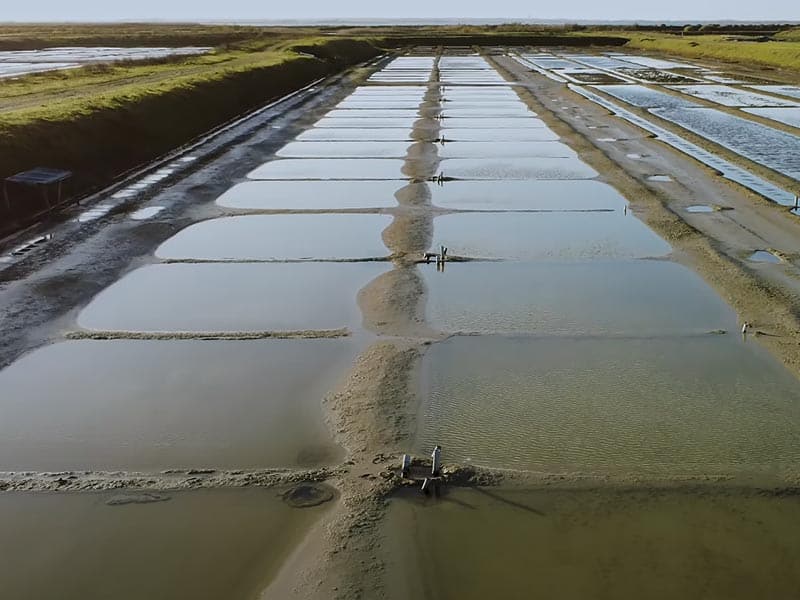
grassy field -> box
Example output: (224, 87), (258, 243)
(621, 30), (800, 72)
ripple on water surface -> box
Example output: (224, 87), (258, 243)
(77, 262), (390, 333)
(422, 260), (734, 335)
(0, 339), (357, 471)
(416, 335), (800, 476)
(432, 212), (670, 259)
(385, 487), (800, 600)
(0, 488), (331, 600)
(156, 214), (393, 261)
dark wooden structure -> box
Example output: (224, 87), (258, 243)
(3, 168), (73, 214)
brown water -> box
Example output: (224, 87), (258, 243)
(77, 262), (390, 333)
(415, 335), (800, 477)
(384, 486), (800, 600)
(155, 214), (393, 261)
(0, 339), (357, 471)
(0, 487), (332, 600)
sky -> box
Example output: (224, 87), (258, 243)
(2, 0), (798, 23)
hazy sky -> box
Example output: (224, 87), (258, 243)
(3, 0), (797, 23)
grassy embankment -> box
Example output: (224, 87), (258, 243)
(0, 31), (382, 235)
(620, 28), (800, 72)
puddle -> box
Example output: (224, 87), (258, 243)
(439, 158), (598, 180)
(422, 260), (733, 335)
(312, 117), (419, 128)
(648, 175), (673, 182)
(384, 486), (800, 600)
(749, 250), (781, 263)
(130, 206), (165, 220)
(77, 204), (115, 223)
(416, 335), (800, 475)
(156, 214), (393, 261)
(437, 141), (576, 159)
(216, 180), (401, 210)
(276, 141), (412, 158)
(432, 212), (670, 259)
(0, 339), (358, 470)
(686, 204), (714, 213)
(429, 180), (628, 211)
(296, 128), (417, 142)
(442, 128), (560, 141)
(0, 488), (330, 600)
(247, 159), (407, 180)
(77, 262), (390, 333)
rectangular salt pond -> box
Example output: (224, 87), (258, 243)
(216, 180), (402, 210)
(672, 84), (799, 107)
(77, 262), (390, 333)
(415, 335), (800, 476)
(441, 107), (534, 117)
(651, 107), (800, 180)
(742, 107), (800, 129)
(0, 488), (329, 600)
(422, 260), (732, 336)
(432, 212), (669, 259)
(438, 101), (527, 109)
(276, 141), (412, 158)
(593, 84), (699, 109)
(156, 214), (393, 261)
(312, 117), (419, 128)
(437, 141), (576, 159)
(296, 129), (418, 142)
(247, 159), (407, 180)
(443, 128), (560, 141)
(0, 339), (357, 471)
(385, 487), (800, 600)
(429, 180), (627, 210)
(324, 109), (421, 119)
(749, 85), (800, 101)
(336, 101), (424, 109)
(440, 117), (548, 129)
(439, 157), (598, 180)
